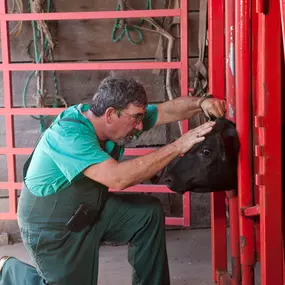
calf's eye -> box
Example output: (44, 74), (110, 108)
(201, 149), (212, 156)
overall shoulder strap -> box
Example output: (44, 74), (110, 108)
(59, 118), (122, 160)
(57, 118), (88, 126)
(24, 118), (88, 177)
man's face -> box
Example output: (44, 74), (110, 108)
(108, 103), (146, 145)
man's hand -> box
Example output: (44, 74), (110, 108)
(173, 121), (216, 154)
(200, 98), (227, 118)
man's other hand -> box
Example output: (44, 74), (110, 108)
(201, 98), (227, 118)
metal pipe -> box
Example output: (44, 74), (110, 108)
(235, 0), (255, 283)
(229, 197), (242, 284)
(0, 9), (181, 21)
(251, 0), (260, 263)
(280, 0), (285, 61)
(225, 0), (241, 283)
(180, 0), (190, 227)
(208, 0), (227, 281)
(256, 0), (283, 283)
(1, 0), (17, 218)
(1, 61), (181, 71)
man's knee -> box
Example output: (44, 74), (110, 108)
(144, 196), (165, 223)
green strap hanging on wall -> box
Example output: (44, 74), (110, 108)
(111, 0), (153, 45)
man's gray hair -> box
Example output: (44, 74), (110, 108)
(90, 76), (148, 117)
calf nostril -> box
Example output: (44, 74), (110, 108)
(164, 176), (173, 188)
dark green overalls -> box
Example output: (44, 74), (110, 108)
(0, 120), (170, 285)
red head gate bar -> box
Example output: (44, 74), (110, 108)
(210, 0), (284, 284)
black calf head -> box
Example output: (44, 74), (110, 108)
(162, 118), (240, 193)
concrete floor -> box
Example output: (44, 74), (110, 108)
(0, 228), (260, 285)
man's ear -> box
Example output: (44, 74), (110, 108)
(105, 107), (117, 124)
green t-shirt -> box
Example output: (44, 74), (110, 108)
(24, 103), (158, 196)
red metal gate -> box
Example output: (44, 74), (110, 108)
(0, 1), (191, 226)
(1, 0), (285, 284)
(210, 0), (284, 284)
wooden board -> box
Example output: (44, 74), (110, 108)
(0, 69), (165, 107)
(0, 155), (8, 182)
(51, 0), (200, 12)
(4, 12), (200, 62)
(0, 115), (5, 147)
(8, 0), (200, 13)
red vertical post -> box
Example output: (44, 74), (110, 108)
(0, 0), (17, 217)
(256, 0), (283, 283)
(282, 19), (285, 285)
(280, 0), (285, 61)
(180, 0), (190, 227)
(225, 0), (241, 283)
(225, 0), (236, 123)
(228, 197), (241, 284)
(235, 0), (256, 283)
(251, 0), (260, 264)
(208, 0), (227, 281)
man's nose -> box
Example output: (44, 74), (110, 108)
(135, 121), (143, 131)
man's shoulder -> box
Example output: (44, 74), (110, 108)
(58, 104), (82, 120)
(51, 104), (94, 132)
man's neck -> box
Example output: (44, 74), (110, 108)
(83, 110), (108, 141)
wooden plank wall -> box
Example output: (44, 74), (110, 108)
(0, 0), (210, 228)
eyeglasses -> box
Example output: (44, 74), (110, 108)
(117, 110), (145, 125)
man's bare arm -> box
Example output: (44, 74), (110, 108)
(84, 121), (215, 190)
(155, 97), (201, 127)
(84, 143), (180, 190)
(155, 97), (226, 127)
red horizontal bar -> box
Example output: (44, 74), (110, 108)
(0, 108), (64, 115)
(0, 147), (158, 156)
(0, 213), (17, 220)
(111, 184), (173, 193)
(0, 9), (181, 22)
(243, 205), (260, 217)
(0, 61), (181, 71)
(0, 182), (173, 193)
(125, 148), (158, 156)
(0, 212), (183, 225)
(165, 217), (184, 226)
(0, 182), (23, 188)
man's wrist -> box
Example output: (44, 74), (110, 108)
(170, 139), (183, 155)
(198, 93), (214, 109)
